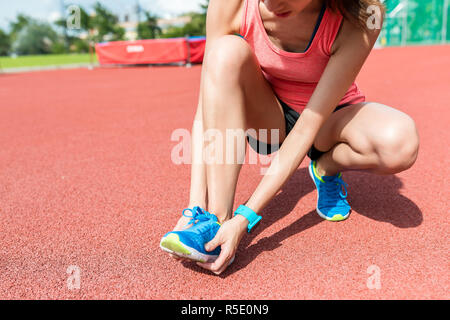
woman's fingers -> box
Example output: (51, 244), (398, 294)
(197, 247), (233, 275)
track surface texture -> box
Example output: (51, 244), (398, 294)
(0, 45), (449, 299)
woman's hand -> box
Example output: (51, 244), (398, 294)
(197, 215), (249, 275)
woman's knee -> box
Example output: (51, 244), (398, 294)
(376, 115), (419, 174)
(204, 35), (255, 84)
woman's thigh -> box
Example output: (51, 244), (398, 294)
(313, 102), (419, 170)
(204, 35), (286, 145)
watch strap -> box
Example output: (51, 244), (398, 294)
(234, 204), (262, 233)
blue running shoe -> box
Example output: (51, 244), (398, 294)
(160, 206), (222, 263)
(308, 160), (351, 221)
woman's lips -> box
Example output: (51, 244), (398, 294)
(274, 11), (291, 18)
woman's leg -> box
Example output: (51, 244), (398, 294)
(200, 35), (287, 223)
(311, 102), (419, 176)
(187, 99), (208, 210)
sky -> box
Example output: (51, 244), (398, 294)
(0, 0), (206, 31)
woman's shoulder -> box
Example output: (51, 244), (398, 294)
(207, 0), (245, 36)
(331, 16), (382, 55)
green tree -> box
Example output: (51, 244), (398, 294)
(0, 29), (10, 56)
(9, 14), (32, 42)
(12, 20), (58, 55)
(54, 7), (93, 36)
(161, 0), (209, 38)
(161, 13), (205, 38)
(72, 38), (91, 53)
(91, 2), (125, 42)
(54, 5), (93, 53)
(137, 11), (162, 39)
(201, 0), (210, 12)
(185, 11), (207, 35)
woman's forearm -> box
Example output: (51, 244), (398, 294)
(245, 111), (321, 214)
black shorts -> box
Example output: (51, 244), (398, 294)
(246, 99), (351, 160)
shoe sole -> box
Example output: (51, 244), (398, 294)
(160, 233), (218, 263)
(160, 233), (236, 266)
(308, 163), (350, 222)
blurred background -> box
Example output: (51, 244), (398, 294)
(0, 0), (448, 69)
(380, 0), (449, 46)
(0, 0), (208, 69)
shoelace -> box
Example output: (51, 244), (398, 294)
(322, 176), (349, 207)
(182, 206), (216, 229)
(181, 207), (219, 245)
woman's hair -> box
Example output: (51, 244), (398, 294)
(325, 0), (386, 30)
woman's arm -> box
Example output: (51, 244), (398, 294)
(203, 0), (243, 50)
(245, 20), (383, 214)
(198, 11), (383, 275)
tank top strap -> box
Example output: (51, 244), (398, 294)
(318, 6), (344, 56)
(239, 0), (253, 38)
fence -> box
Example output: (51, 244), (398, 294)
(378, 0), (449, 46)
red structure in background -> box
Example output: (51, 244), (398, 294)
(95, 37), (206, 66)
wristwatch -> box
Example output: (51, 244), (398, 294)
(234, 204), (262, 233)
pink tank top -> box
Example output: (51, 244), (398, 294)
(239, 0), (366, 113)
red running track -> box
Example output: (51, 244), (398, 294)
(0, 45), (449, 299)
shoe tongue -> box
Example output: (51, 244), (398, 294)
(196, 207), (218, 222)
(322, 174), (339, 182)
(208, 213), (218, 222)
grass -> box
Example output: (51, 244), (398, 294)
(0, 53), (98, 69)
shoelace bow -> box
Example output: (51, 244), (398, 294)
(181, 207), (219, 243)
(323, 176), (349, 207)
(182, 206), (215, 229)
